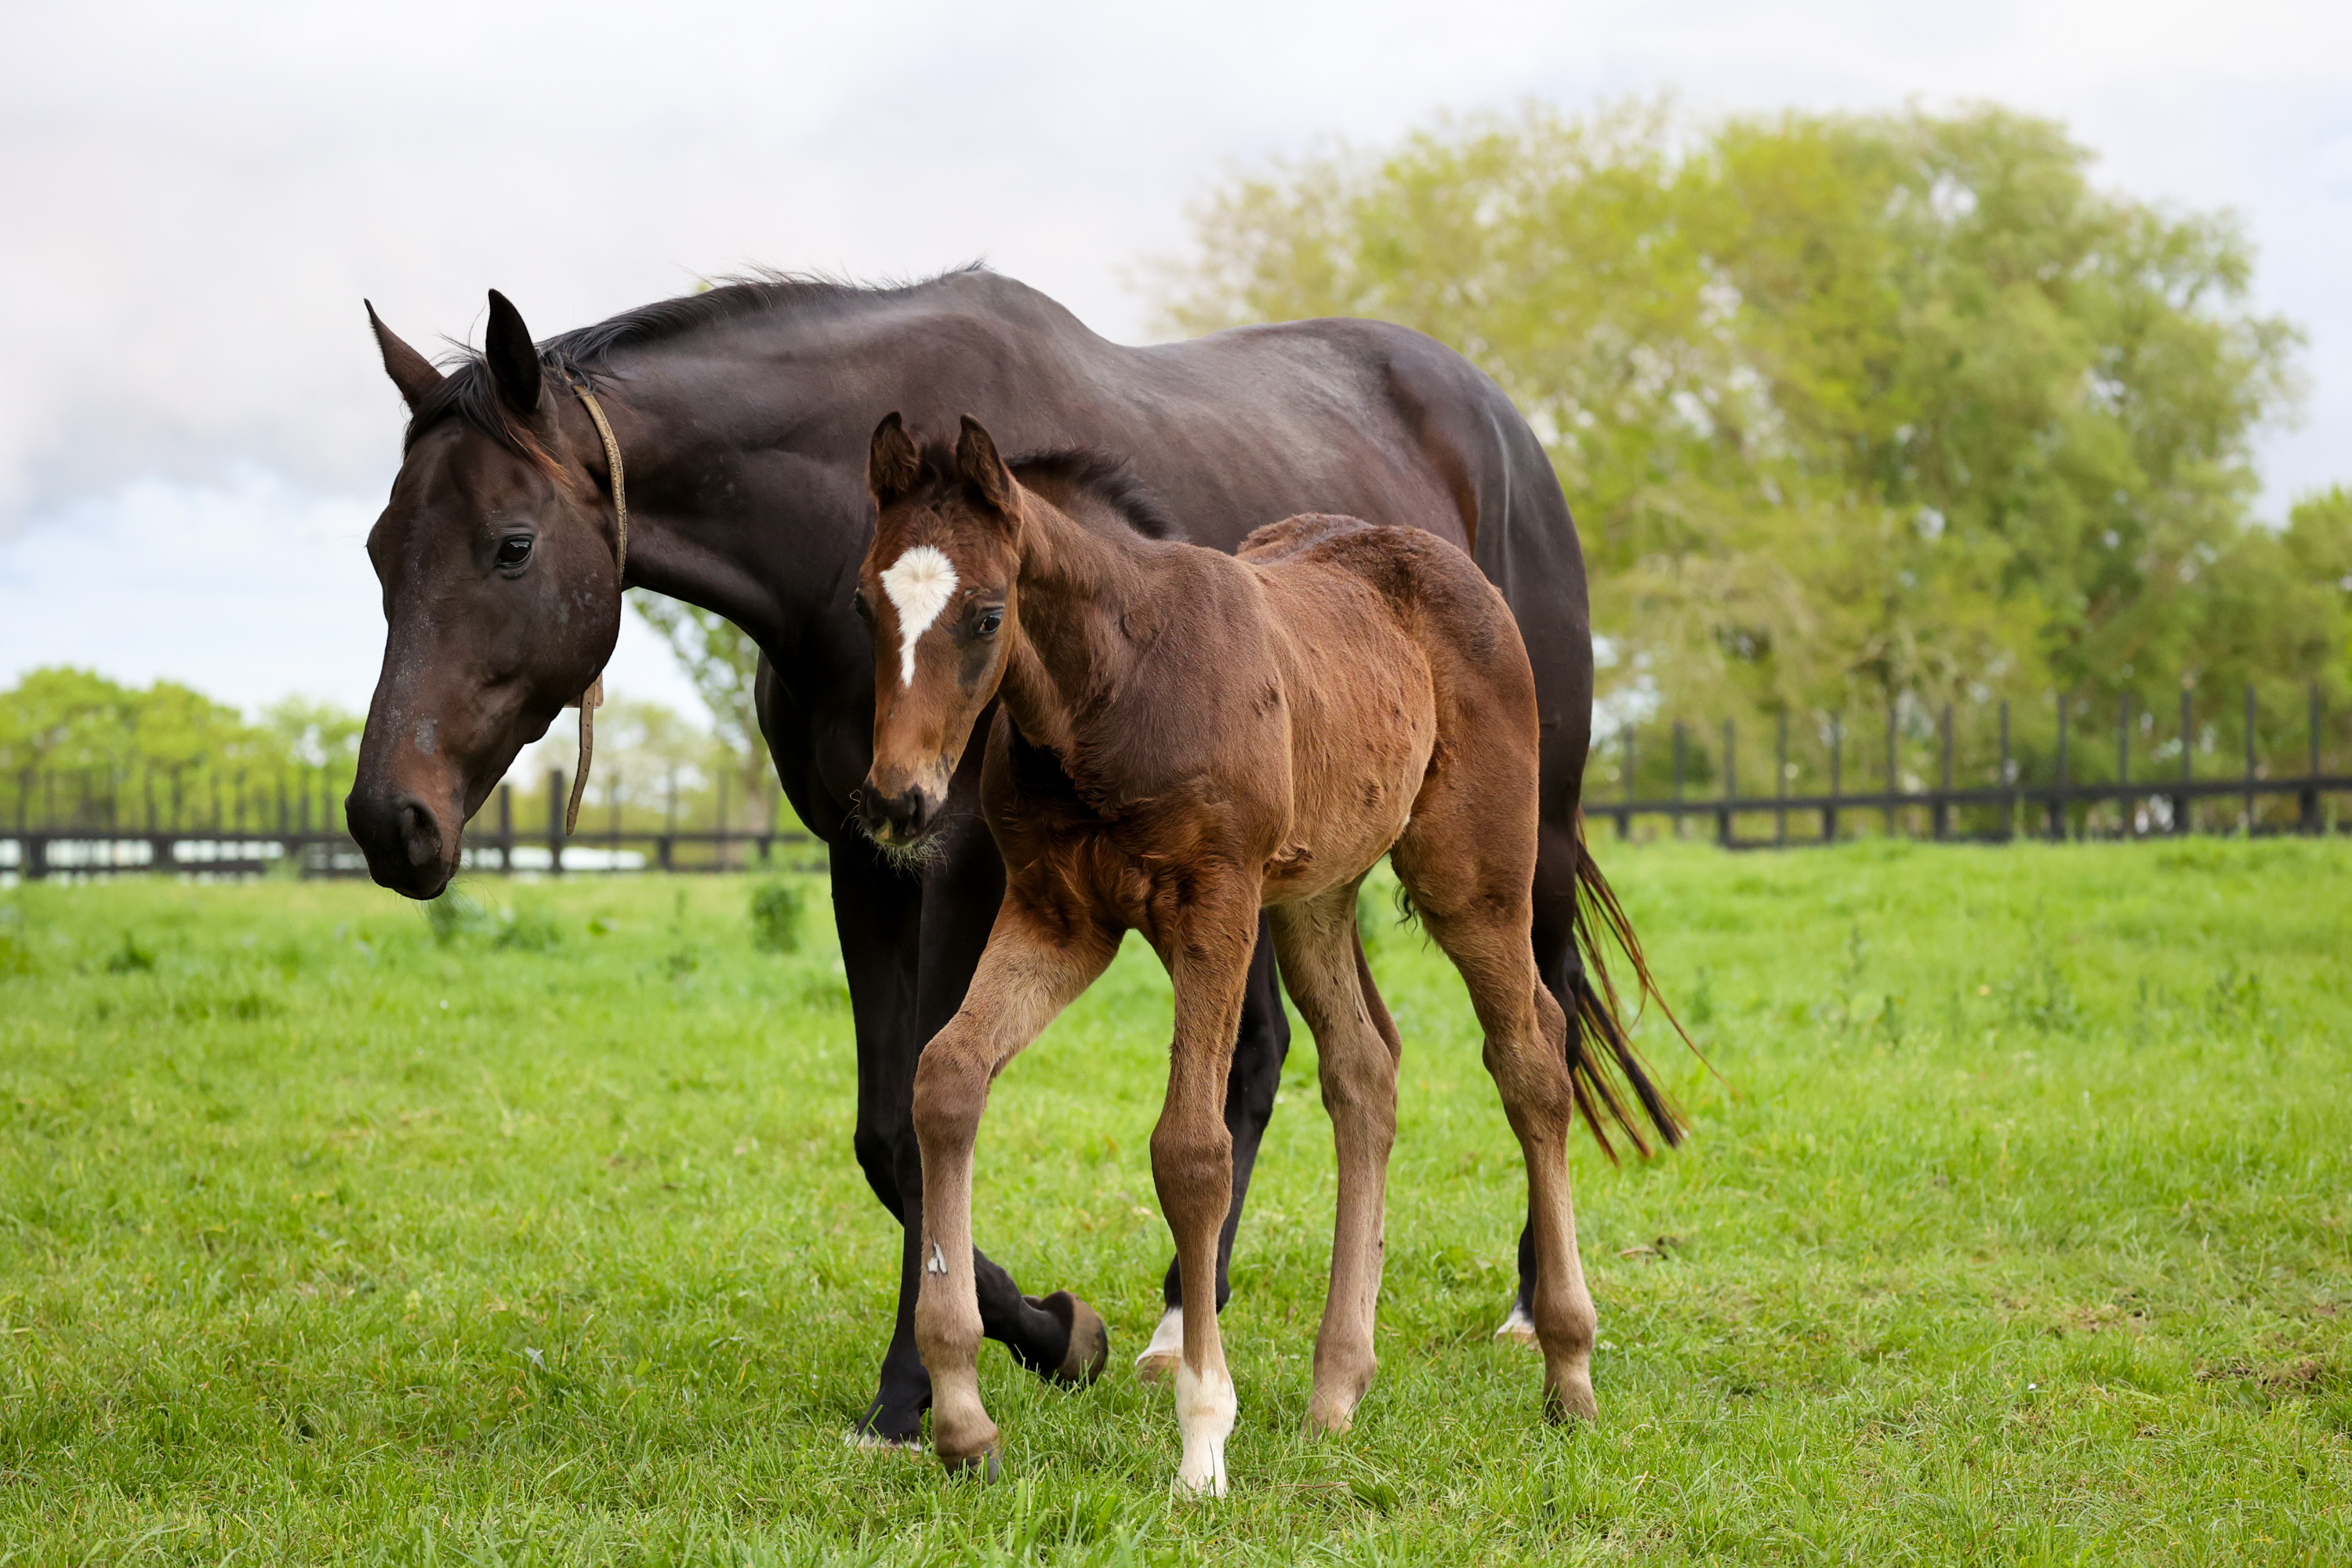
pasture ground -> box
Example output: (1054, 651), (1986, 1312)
(0, 840), (2347, 1563)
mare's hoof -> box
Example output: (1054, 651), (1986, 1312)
(1133, 1305), (1185, 1384)
(1492, 1302), (1541, 1348)
(842, 1429), (924, 1456)
(941, 1443), (1003, 1483)
(1036, 1290), (1109, 1386)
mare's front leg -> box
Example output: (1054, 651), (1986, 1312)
(1148, 890), (1263, 1497)
(1138, 914), (1290, 1380)
(829, 844), (935, 1445)
(913, 902), (1119, 1475)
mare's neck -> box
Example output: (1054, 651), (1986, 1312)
(561, 374), (815, 656)
(996, 492), (1157, 758)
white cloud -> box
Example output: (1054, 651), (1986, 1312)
(4, 0), (2349, 707)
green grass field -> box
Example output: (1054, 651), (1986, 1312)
(1, 840), (2347, 1563)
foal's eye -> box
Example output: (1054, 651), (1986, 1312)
(973, 608), (1004, 637)
(495, 535), (533, 569)
(852, 591), (874, 624)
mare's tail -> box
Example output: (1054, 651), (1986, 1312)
(1562, 810), (1704, 1163)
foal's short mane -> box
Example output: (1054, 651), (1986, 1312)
(402, 264), (991, 457)
(895, 440), (1181, 543)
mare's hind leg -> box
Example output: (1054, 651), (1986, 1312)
(1392, 815), (1599, 1421)
(1270, 886), (1400, 1436)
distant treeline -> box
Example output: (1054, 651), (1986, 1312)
(1153, 100), (2352, 740)
(0, 668), (786, 837)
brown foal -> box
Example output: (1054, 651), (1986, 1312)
(856, 413), (1614, 1494)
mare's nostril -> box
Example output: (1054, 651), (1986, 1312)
(398, 800), (441, 869)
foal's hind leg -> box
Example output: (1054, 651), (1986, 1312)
(1393, 818), (1599, 1421)
(1270, 886), (1399, 1436)
(1146, 887), (1263, 1496)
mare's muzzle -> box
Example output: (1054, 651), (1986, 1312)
(346, 786), (458, 900)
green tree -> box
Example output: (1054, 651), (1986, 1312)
(1152, 101), (2316, 742)
(0, 669), (360, 829)
(630, 597), (778, 831)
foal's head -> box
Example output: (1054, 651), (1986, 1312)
(854, 413), (1025, 849)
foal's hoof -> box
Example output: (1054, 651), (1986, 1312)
(1492, 1301), (1541, 1348)
(1543, 1379), (1599, 1424)
(1036, 1290), (1110, 1386)
(940, 1443), (1003, 1483)
(1134, 1305), (1185, 1384)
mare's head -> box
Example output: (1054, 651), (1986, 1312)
(854, 413), (1025, 848)
(346, 292), (624, 898)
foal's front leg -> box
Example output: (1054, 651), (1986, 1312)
(911, 905), (1116, 1475)
(1149, 895), (1262, 1497)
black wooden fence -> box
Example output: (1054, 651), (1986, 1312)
(1598, 683), (2350, 848)
(2, 766), (820, 883)
(8, 682), (2346, 878)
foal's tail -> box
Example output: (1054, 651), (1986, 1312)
(1563, 811), (1704, 1163)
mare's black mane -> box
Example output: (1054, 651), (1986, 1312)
(403, 265), (988, 457)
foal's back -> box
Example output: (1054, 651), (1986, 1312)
(1233, 514), (1540, 906)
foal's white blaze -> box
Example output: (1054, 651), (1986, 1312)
(880, 544), (959, 688)
(1174, 1360), (1236, 1497)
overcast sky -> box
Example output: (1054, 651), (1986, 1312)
(3, 0), (2347, 722)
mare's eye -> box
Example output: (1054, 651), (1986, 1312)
(973, 608), (1004, 637)
(495, 535), (533, 569)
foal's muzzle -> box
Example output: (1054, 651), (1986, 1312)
(858, 777), (943, 847)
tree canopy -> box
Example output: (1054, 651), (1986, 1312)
(1155, 102), (2341, 740)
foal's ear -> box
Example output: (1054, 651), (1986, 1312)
(869, 412), (922, 504)
(365, 301), (445, 413)
(955, 416), (1017, 521)
(483, 289), (544, 418)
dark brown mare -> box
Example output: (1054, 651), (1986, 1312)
(345, 268), (1681, 1446)
(859, 415), (1642, 1494)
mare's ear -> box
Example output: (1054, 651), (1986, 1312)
(366, 301), (445, 412)
(483, 289), (544, 419)
(955, 416), (1018, 524)
(869, 412), (922, 504)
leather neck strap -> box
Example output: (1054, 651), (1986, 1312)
(564, 378), (628, 835)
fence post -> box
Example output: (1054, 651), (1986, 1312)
(546, 768), (565, 876)
(2176, 684), (2193, 835)
(498, 783), (514, 873)
(1719, 719), (1736, 848)
(1671, 720), (1686, 840)
(1619, 727), (1635, 840)
(1884, 701), (1900, 839)
(1826, 713), (1842, 844)
(2303, 683), (2321, 834)
(1934, 703), (1952, 840)
(1775, 710), (1788, 848)
(2050, 695), (2069, 841)
(2244, 684), (2258, 835)
(2118, 691), (2131, 837)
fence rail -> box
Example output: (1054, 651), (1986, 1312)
(8, 683), (2346, 875)
(2, 767), (822, 883)
(1599, 681), (2349, 847)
